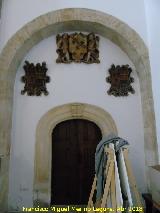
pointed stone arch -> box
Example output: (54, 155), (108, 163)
(0, 8), (158, 210)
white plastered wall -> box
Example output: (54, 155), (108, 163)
(144, 0), (160, 160)
(144, 0), (160, 203)
(0, 0), (148, 51)
(9, 34), (146, 210)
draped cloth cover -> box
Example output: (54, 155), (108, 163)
(95, 133), (129, 201)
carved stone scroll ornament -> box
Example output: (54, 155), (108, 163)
(56, 32), (100, 64)
(106, 64), (135, 96)
(21, 61), (50, 96)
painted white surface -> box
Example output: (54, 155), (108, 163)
(9, 35), (146, 210)
(144, 0), (160, 161)
(0, 0), (148, 51)
(0, 0), (2, 35)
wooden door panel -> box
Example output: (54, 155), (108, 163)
(51, 119), (102, 205)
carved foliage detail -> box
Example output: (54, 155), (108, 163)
(21, 61), (50, 96)
(106, 64), (135, 96)
(56, 32), (100, 64)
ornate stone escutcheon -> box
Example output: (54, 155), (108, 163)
(106, 64), (135, 97)
(21, 61), (50, 96)
(56, 32), (100, 64)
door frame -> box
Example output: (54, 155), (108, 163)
(33, 102), (118, 206)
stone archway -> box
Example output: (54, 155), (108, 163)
(0, 8), (158, 211)
(34, 103), (118, 206)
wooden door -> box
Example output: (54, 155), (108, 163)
(51, 119), (102, 205)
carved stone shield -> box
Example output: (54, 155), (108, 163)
(21, 61), (50, 96)
(106, 64), (135, 96)
(56, 32), (100, 63)
(69, 33), (88, 62)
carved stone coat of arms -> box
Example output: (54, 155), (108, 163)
(106, 64), (135, 96)
(56, 32), (100, 64)
(21, 61), (50, 96)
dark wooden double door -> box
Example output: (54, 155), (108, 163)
(51, 119), (102, 205)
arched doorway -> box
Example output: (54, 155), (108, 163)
(34, 103), (117, 206)
(51, 119), (102, 205)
